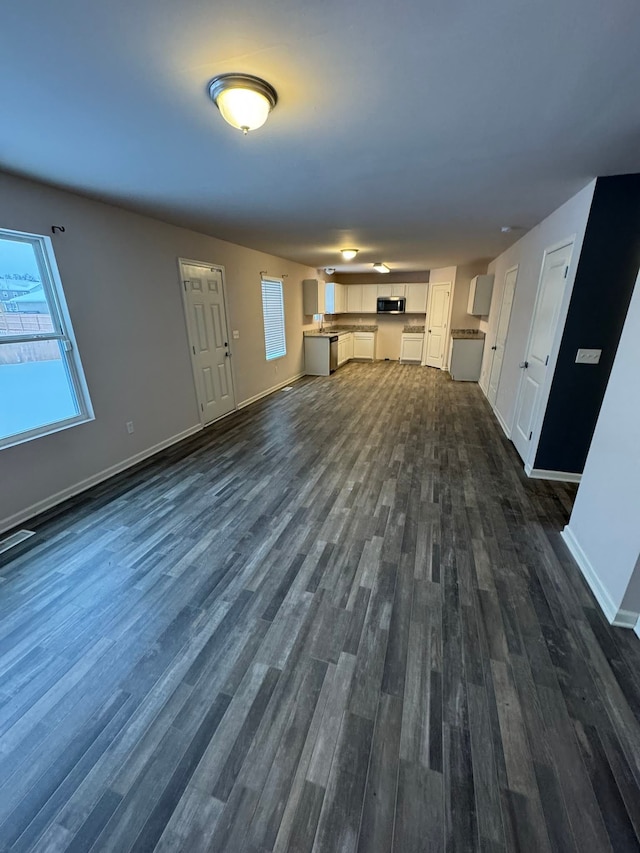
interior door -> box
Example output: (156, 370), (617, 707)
(180, 261), (235, 425)
(512, 242), (574, 462)
(424, 283), (451, 368)
(487, 265), (518, 406)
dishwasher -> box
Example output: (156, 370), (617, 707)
(329, 335), (339, 373)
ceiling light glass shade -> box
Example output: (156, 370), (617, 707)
(340, 249), (359, 261)
(373, 262), (390, 273)
(209, 74), (278, 134)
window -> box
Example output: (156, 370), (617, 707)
(0, 228), (93, 449)
(261, 278), (286, 360)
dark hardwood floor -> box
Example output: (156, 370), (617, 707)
(1, 362), (640, 852)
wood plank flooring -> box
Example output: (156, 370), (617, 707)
(1, 362), (640, 852)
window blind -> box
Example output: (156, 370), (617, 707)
(261, 278), (287, 361)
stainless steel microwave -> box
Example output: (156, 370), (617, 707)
(377, 297), (405, 314)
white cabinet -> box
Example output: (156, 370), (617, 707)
(346, 285), (363, 313)
(338, 335), (348, 365)
(400, 333), (424, 362)
(376, 283), (404, 298)
(361, 285), (377, 313)
(467, 274), (494, 316)
(405, 283), (428, 313)
(337, 332), (354, 365)
(303, 279), (326, 315)
(353, 332), (376, 360)
(325, 282), (345, 315)
(345, 285), (377, 313)
(450, 337), (485, 381)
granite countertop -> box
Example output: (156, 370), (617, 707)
(329, 325), (378, 333)
(403, 325), (425, 333)
(304, 325), (378, 337)
(451, 328), (486, 340)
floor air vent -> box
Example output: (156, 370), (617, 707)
(0, 529), (35, 555)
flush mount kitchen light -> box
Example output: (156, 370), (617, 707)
(208, 74), (278, 134)
(373, 262), (390, 273)
(340, 249), (359, 261)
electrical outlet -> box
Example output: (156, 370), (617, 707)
(126, 421), (134, 434)
(274, 365), (278, 374)
(575, 348), (602, 365)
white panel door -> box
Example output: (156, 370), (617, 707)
(181, 261), (235, 425)
(487, 265), (518, 406)
(424, 283), (451, 368)
(512, 242), (574, 462)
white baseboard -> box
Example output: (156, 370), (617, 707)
(562, 526), (639, 628)
(237, 373), (305, 410)
(0, 424), (202, 536)
(493, 407), (512, 439)
(525, 466), (582, 484)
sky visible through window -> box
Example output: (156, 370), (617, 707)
(0, 235), (79, 444)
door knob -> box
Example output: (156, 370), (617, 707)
(519, 361), (529, 368)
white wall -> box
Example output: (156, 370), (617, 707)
(479, 181), (596, 436)
(0, 172), (317, 532)
(562, 272), (640, 625)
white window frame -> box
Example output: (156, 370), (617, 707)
(0, 228), (93, 450)
(260, 277), (287, 361)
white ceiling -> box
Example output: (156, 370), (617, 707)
(2, 0), (640, 272)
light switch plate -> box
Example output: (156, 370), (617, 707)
(575, 348), (601, 364)
(232, 330), (240, 339)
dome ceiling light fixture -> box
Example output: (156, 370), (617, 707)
(208, 73), (278, 135)
(373, 262), (390, 273)
(340, 249), (359, 261)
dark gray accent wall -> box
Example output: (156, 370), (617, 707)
(535, 174), (640, 474)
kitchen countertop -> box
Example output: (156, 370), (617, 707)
(304, 325), (378, 337)
(451, 328), (486, 340)
(403, 325), (425, 333)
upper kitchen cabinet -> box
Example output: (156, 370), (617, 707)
(376, 283), (406, 298)
(346, 284), (363, 313)
(405, 283), (428, 313)
(345, 285), (377, 313)
(467, 274), (494, 316)
(362, 285), (378, 313)
(303, 278), (326, 315)
(325, 282), (345, 314)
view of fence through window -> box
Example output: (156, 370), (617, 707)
(0, 232), (82, 445)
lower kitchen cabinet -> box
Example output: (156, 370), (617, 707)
(450, 337), (485, 381)
(400, 333), (424, 362)
(337, 334), (349, 365)
(353, 332), (375, 360)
